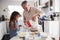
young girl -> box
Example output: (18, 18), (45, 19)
(9, 11), (21, 38)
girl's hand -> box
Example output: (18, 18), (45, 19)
(15, 25), (18, 29)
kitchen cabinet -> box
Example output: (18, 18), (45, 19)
(59, 21), (60, 38)
(0, 23), (3, 40)
(44, 21), (59, 40)
(0, 21), (7, 40)
(53, 0), (60, 12)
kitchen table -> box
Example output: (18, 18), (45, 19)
(10, 32), (53, 40)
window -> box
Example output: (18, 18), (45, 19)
(8, 5), (24, 19)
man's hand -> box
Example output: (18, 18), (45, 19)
(32, 16), (36, 21)
(32, 14), (40, 21)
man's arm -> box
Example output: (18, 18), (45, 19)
(32, 8), (42, 20)
(33, 8), (42, 18)
(23, 15), (26, 25)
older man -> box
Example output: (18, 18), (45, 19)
(21, 1), (42, 29)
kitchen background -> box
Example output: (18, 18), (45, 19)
(0, 0), (60, 40)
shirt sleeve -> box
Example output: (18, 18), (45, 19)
(35, 8), (41, 14)
(33, 8), (42, 17)
(23, 11), (26, 22)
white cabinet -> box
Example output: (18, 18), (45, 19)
(0, 24), (3, 40)
(59, 21), (60, 37)
(53, 0), (60, 12)
(2, 21), (7, 34)
(0, 21), (7, 40)
(44, 21), (59, 40)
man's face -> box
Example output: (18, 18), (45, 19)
(22, 3), (29, 11)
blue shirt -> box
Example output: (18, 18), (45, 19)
(9, 21), (20, 38)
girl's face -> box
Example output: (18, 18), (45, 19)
(15, 15), (20, 21)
